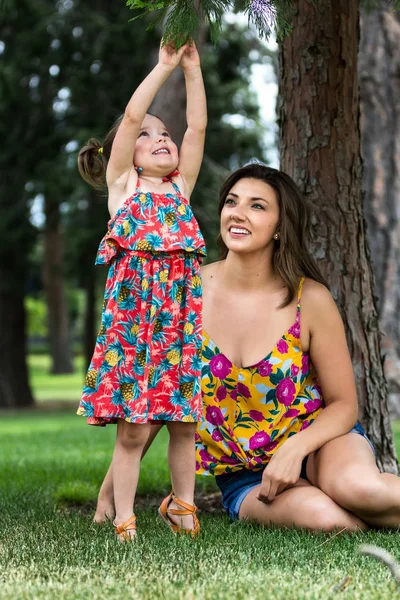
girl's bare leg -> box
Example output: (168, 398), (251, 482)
(307, 433), (400, 528)
(166, 421), (197, 530)
(240, 478), (368, 532)
(94, 422), (164, 523)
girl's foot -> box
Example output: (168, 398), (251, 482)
(159, 492), (200, 536)
(93, 500), (115, 524)
(113, 514), (137, 541)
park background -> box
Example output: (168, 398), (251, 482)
(2, 1), (400, 598)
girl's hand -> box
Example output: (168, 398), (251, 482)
(257, 438), (306, 503)
(180, 40), (201, 71)
(158, 40), (188, 70)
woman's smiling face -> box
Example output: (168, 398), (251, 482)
(220, 177), (280, 254)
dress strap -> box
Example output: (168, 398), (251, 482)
(162, 170), (181, 195)
(296, 276), (305, 310)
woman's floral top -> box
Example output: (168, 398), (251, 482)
(195, 277), (324, 476)
(96, 172), (206, 265)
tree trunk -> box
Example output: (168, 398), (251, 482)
(278, 0), (398, 473)
(0, 289), (34, 408)
(359, 3), (400, 418)
(0, 175), (34, 408)
(43, 194), (74, 374)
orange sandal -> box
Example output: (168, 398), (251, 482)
(113, 514), (137, 541)
(159, 492), (200, 537)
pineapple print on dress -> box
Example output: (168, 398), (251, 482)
(78, 171), (205, 425)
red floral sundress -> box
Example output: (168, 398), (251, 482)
(77, 173), (206, 425)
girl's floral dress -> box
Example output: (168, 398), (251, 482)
(196, 277), (324, 476)
(77, 172), (206, 425)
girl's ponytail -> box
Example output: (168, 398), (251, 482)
(77, 115), (124, 191)
(77, 138), (107, 191)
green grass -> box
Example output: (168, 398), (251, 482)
(9, 357), (400, 597)
(1, 410), (400, 600)
(28, 354), (85, 402)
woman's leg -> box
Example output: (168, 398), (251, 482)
(165, 421), (197, 530)
(307, 432), (400, 528)
(94, 422), (164, 523)
(239, 478), (367, 532)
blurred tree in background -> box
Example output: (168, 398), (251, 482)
(360, 1), (400, 419)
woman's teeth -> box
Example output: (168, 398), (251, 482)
(230, 227), (250, 235)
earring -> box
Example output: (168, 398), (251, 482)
(135, 166), (143, 174)
(274, 232), (280, 240)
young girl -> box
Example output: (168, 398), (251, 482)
(77, 39), (207, 540)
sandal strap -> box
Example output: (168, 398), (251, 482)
(114, 514), (137, 535)
(169, 493), (198, 514)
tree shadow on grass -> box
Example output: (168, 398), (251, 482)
(58, 490), (224, 517)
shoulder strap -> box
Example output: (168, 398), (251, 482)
(162, 170), (181, 195)
(296, 276), (305, 309)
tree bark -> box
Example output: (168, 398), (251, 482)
(278, 0), (398, 473)
(359, 3), (400, 418)
(43, 193), (74, 374)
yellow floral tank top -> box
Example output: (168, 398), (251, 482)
(195, 277), (324, 477)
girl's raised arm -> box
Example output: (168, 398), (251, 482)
(107, 42), (187, 191)
(178, 42), (207, 198)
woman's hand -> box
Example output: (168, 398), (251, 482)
(257, 438), (307, 503)
(180, 40), (201, 72)
(158, 40), (188, 70)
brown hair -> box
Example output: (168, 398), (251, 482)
(77, 112), (166, 191)
(217, 162), (329, 307)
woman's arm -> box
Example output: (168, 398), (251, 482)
(259, 279), (359, 502)
(107, 41), (188, 191)
(289, 279), (358, 451)
(178, 42), (207, 198)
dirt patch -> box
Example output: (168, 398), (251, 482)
(62, 491), (223, 516)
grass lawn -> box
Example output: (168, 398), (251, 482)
(2, 359), (400, 599)
(28, 354), (85, 402)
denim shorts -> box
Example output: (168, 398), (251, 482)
(215, 422), (374, 520)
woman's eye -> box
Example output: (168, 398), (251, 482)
(252, 203), (264, 210)
(225, 198), (235, 205)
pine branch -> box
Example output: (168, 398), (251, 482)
(125, 0), (399, 46)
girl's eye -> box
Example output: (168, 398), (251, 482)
(162, 132), (170, 137)
(139, 131), (149, 137)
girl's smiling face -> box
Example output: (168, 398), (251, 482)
(134, 114), (179, 175)
(220, 177), (280, 254)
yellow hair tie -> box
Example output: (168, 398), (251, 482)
(98, 147), (103, 154)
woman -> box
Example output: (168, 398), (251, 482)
(95, 163), (400, 532)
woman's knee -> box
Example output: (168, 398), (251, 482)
(305, 494), (365, 532)
(322, 469), (384, 513)
(240, 487), (366, 532)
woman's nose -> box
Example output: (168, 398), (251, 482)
(230, 208), (246, 221)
